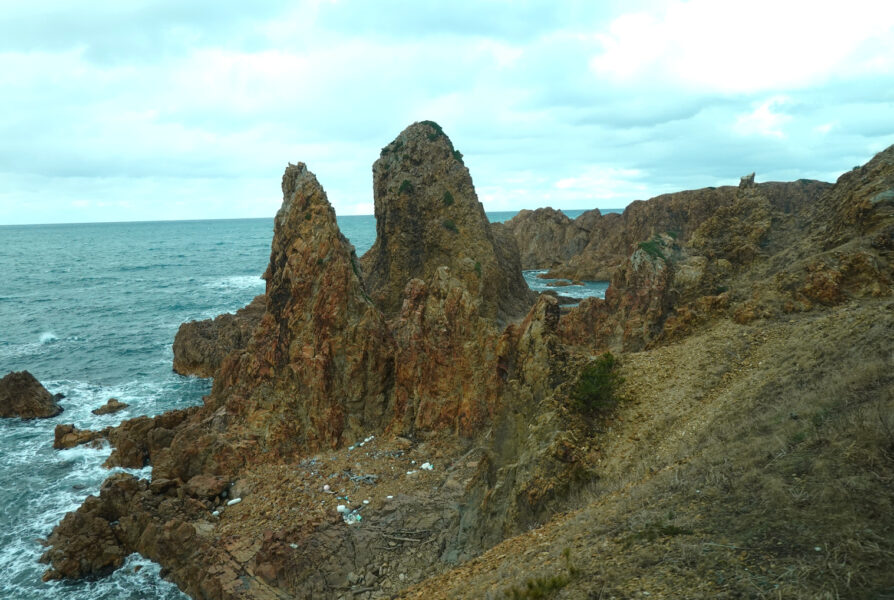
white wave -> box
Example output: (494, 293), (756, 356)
(39, 331), (58, 344)
(204, 274), (265, 292)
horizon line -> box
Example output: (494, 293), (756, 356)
(0, 207), (626, 228)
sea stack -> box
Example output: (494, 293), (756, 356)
(361, 120), (533, 323)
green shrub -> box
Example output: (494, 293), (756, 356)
(637, 238), (665, 260)
(452, 149), (464, 164)
(443, 190), (454, 206)
(443, 219), (458, 233)
(474, 261), (482, 277)
(398, 179), (413, 195)
(420, 120), (444, 140)
(570, 352), (623, 416)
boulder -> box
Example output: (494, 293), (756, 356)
(183, 474), (228, 500)
(0, 370), (62, 419)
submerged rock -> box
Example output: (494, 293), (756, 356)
(92, 398), (129, 415)
(0, 370), (62, 419)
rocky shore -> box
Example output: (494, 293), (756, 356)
(42, 124), (894, 598)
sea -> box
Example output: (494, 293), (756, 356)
(0, 211), (607, 599)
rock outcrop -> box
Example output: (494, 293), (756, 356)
(361, 121), (533, 323)
(92, 398), (129, 415)
(0, 371), (62, 419)
(505, 180), (831, 281)
(41, 124), (560, 597)
(501, 207), (592, 269)
(173, 294), (265, 377)
(209, 162), (395, 457)
(54, 424), (106, 450)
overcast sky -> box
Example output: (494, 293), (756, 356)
(1, 1), (893, 225)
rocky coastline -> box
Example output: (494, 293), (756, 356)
(41, 123), (894, 598)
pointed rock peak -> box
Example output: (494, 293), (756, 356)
(264, 161), (370, 324)
(214, 163), (392, 451)
(362, 121), (533, 322)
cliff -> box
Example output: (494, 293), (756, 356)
(41, 138), (894, 599)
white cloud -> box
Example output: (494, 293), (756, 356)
(589, 0), (894, 93)
(734, 96), (792, 138)
(0, 1), (892, 224)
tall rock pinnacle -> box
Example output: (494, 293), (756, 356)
(212, 163), (393, 452)
(361, 121), (533, 323)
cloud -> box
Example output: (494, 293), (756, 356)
(0, 1), (892, 224)
(734, 96), (792, 139)
(589, 0), (894, 93)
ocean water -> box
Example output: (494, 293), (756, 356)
(0, 212), (605, 599)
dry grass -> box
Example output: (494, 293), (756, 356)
(400, 299), (894, 599)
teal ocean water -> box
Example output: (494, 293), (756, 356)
(0, 211), (605, 599)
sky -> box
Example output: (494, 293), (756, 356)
(1, 1), (893, 225)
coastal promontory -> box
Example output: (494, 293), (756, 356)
(42, 127), (894, 599)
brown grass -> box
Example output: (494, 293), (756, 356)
(400, 299), (894, 599)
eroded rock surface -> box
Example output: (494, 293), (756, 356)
(505, 180), (830, 282)
(502, 207), (592, 269)
(173, 294), (266, 378)
(0, 370), (62, 419)
(361, 121), (533, 323)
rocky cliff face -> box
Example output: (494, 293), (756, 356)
(506, 180), (831, 281)
(501, 207), (591, 269)
(361, 121), (533, 323)
(0, 370), (62, 419)
(172, 295), (265, 378)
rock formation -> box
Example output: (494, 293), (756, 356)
(0, 370), (62, 419)
(506, 180), (831, 281)
(92, 398), (129, 415)
(501, 207), (592, 269)
(172, 294), (265, 377)
(209, 162), (395, 457)
(40, 130), (894, 599)
(361, 121), (533, 323)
